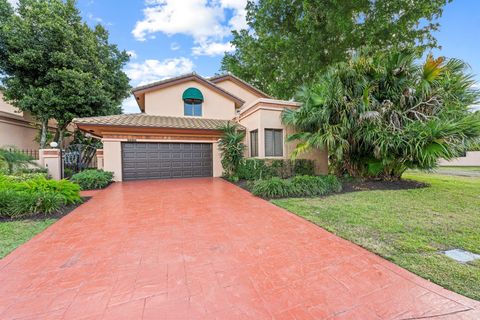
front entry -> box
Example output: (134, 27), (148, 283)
(121, 142), (213, 181)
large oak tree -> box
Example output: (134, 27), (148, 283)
(0, 0), (130, 148)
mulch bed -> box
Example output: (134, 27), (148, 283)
(0, 197), (91, 222)
(340, 179), (428, 194)
(225, 177), (429, 198)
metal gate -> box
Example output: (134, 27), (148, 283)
(62, 144), (97, 178)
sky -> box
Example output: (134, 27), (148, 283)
(8, 0), (480, 113)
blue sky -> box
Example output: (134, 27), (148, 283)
(50, 1), (480, 112)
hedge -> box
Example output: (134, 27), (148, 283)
(70, 169), (113, 190)
(251, 175), (342, 199)
(236, 159), (315, 180)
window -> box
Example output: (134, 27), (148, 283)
(184, 100), (202, 116)
(250, 130), (258, 157)
(265, 129), (283, 157)
(182, 87), (204, 117)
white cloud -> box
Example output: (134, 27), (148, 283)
(122, 57), (195, 112)
(126, 50), (138, 59)
(192, 41), (234, 56)
(125, 57), (194, 87)
(122, 96), (141, 114)
(132, 0), (248, 56)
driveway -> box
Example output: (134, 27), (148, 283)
(0, 178), (478, 319)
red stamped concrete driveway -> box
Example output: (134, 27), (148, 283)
(0, 178), (479, 320)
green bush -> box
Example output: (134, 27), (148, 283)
(251, 175), (342, 199)
(70, 169), (113, 190)
(0, 189), (64, 218)
(6, 172), (49, 182)
(236, 158), (315, 180)
(251, 177), (295, 198)
(16, 177), (82, 205)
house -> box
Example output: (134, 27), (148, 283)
(73, 73), (328, 181)
(0, 91), (41, 151)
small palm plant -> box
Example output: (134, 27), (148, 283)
(218, 122), (246, 177)
(0, 147), (36, 175)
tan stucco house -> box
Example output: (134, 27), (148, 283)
(73, 73), (328, 181)
(0, 91), (43, 150)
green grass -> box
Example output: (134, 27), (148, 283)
(0, 219), (57, 258)
(272, 172), (480, 301)
(436, 166), (480, 173)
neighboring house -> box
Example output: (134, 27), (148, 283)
(0, 91), (40, 150)
(73, 73), (328, 181)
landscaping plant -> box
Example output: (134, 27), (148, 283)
(251, 175), (342, 199)
(0, 175), (82, 218)
(236, 159), (315, 180)
(0, 148), (36, 175)
(283, 50), (480, 180)
(218, 122), (246, 178)
(70, 169), (114, 190)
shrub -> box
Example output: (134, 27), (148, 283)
(251, 177), (295, 198)
(70, 169), (113, 190)
(251, 175), (342, 199)
(16, 177), (82, 205)
(236, 159), (315, 180)
(6, 172), (49, 182)
(0, 189), (64, 218)
(218, 122), (246, 177)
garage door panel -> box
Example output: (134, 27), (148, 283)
(122, 142), (212, 180)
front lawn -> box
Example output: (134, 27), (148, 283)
(272, 172), (480, 300)
(0, 219), (56, 258)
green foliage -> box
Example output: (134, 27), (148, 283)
(70, 169), (113, 190)
(0, 189), (64, 218)
(236, 158), (315, 180)
(222, 0), (450, 99)
(218, 122), (246, 177)
(283, 50), (480, 180)
(0, 0), (131, 147)
(251, 177), (294, 199)
(0, 147), (36, 174)
(6, 172), (49, 182)
(0, 175), (82, 218)
(251, 175), (341, 199)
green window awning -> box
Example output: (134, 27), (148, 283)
(182, 87), (204, 102)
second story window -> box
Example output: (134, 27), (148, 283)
(182, 87), (203, 117)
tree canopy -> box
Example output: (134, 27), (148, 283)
(282, 49), (480, 180)
(222, 0), (451, 100)
(0, 0), (131, 147)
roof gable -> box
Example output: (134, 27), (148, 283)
(132, 73), (245, 112)
(209, 73), (270, 99)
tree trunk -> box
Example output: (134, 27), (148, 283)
(54, 123), (68, 148)
(39, 120), (48, 149)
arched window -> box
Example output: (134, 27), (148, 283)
(182, 87), (203, 116)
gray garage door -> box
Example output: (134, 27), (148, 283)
(122, 142), (213, 181)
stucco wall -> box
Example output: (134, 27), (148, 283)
(144, 80), (237, 120)
(213, 80), (262, 105)
(438, 152), (480, 167)
(0, 120), (39, 149)
(103, 140), (123, 182)
(239, 107), (328, 174)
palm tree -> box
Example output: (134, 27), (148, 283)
(283, 49), (480, 180)
(0, 147), (36, 174)
(218, 122), (246, 177)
